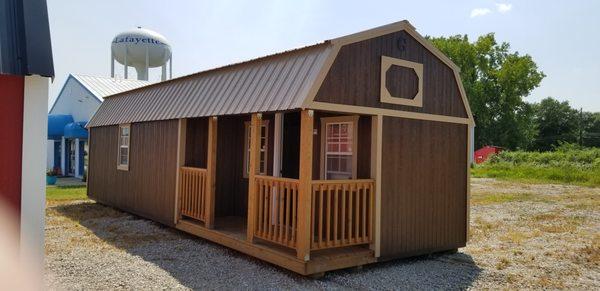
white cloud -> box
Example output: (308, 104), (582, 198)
(496, 3), (512, 13)
(470, 8), (492, 18)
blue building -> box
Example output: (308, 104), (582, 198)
(47, 74), (150, 178)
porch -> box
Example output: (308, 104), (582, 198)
(173, 110), (380, 275)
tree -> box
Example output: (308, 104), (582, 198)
(582, 112), (600, 147)
(531, 97), (579, 151)
(428, 34), (545, 150)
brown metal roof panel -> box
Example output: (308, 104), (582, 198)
(88, 43), (332, 127)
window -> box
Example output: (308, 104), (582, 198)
(244, 120), (269, 177)
(117, 124), (130, 170)
(321, 116), (358, 180)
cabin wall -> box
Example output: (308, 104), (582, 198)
(315, 30), (467, 118)
(379, 117), (467, 259)
(87, 119), (179, 226)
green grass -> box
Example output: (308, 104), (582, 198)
(473, 146), (600, 186)
(46, 185), (88, 201)
(472, 164), (600, 186)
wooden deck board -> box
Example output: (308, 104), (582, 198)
(176, 217), (375, 275)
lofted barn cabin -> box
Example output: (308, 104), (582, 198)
(86, 20), (475, 276)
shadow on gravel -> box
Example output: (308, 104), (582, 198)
(55, 202), (482, 289)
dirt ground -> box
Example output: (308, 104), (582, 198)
(45, 178), (599, 289)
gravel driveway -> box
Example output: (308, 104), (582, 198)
(45, 178), (599, 290)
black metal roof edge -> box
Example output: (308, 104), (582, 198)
(0, 0), (54, 77)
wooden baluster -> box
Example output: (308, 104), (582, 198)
(292, 184), (297, 246)
(318, 184), (323, 248)
(261, 180), (267, 238)
(348, 183), (354, 244)
(341, 183), (346, 245)
(333, 184), (338, 247)
(185, 171), (190, 216)
(326, 184), (331, 247)
(257, 179), (263, 236)
(191, 171), (195, 218)
(279, 181), (285, 244)
(285, 182), (291, 245)
(264, 180), (270, 240)
(362, 183), (367, 242)
(310, 184), (316, 249)
(369, 183), (375, 242)
(355, 183), (360, 243)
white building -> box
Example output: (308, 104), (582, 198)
(47, 74), (151, 178)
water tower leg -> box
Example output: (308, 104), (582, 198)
(124, 46), (128, 79)
(161, 64), (166, 81)
(169, 56), (172, 79)
(111, 51), (115, 78)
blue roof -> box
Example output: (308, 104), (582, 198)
(0, 0), (54, 77)
(48, 114), (73, 140)
(64, 122), (88, 139)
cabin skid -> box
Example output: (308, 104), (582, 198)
(87, 20), (474, 275)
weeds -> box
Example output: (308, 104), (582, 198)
(472, 147), (600, 186)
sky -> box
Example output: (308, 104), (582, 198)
(47, 0), (600, 111)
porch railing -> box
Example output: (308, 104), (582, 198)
(251, 176), (375, 252)
(311, 179), (375, 250)
(253, 175), (299, 248)
(179, 166), (207, 222)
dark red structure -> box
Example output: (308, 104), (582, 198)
(474, 146), (503, 164)
(0, 75), (25, 216)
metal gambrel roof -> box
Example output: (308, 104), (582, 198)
(88, 43), (332, 127)
(72, 74), (153, 101)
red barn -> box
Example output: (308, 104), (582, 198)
(474, 146), (503, 164)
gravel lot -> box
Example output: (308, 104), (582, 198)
(45, 178), (599, 290)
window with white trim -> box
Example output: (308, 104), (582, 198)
(321, 116), (358, 180)
(117, 124), (130, 170)
(244, 121), (269, 177)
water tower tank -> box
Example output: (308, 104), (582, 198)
(111, 27), (172, 81)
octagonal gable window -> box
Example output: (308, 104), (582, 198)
(380, 56), (423, 107)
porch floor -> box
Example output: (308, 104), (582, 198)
(176, 217), (376, 275)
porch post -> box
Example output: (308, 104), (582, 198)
(205, 117), (217, 229)
(296, 109), (313, 261)
(246, 113), (262, 242)
(174, 118), (187, 224)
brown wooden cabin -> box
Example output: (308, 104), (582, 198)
(86, 20), (475, 276)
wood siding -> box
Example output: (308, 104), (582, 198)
(185, 117), (208, 168)
(315, 30), (467, 118)
(380, 116), (467, 259)
(88, 120), (179, 226)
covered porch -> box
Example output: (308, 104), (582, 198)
(173, 109), (380, 275)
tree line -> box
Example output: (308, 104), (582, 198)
(428, 34), (600, 151)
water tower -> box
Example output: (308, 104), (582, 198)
(111, 27), (172, 81)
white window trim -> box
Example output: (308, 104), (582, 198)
(117, 124), (130, 171)
(243, 120), (269, 178)
(320, 115), (359, 180)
